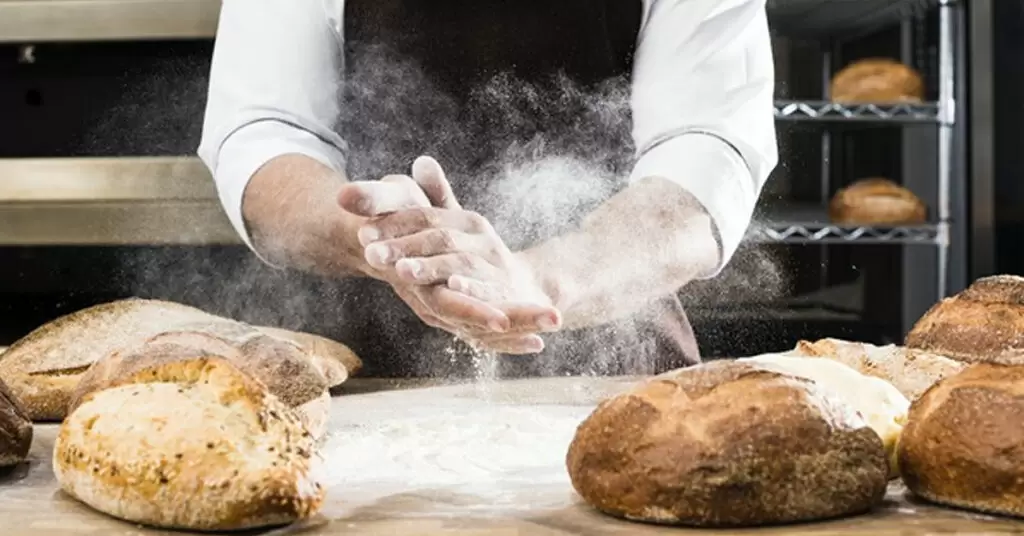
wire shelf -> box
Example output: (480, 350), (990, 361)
(766, 0), (941, 40)
(774, 100), (941, 122)
(747, 222), (942, 244)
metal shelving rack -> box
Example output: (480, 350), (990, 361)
(751, 0), (960, 305)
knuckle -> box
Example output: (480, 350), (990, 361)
(434, 229), (457, 250)
(464, 210), (491, 233)
(411, 206), (440, 228)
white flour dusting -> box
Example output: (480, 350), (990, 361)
(316, 390), (594, 515)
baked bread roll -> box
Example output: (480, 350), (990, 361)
(54, 356), (325, 531)
(256, 326), (363, 381)
(829, 178), (927, 226)
(786, 338), (966, 401)
(830, 58), (925, 103)
(0, 376), (32, 467)
(0, 298), (360, 421)
(907, 275), (1024, 364)
(566, 360), (889, 527)
(69, 332), (331, 439)
(898, 363), (1024, 517)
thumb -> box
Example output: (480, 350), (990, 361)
(412, 155), (461, 209)
(337, 175), (432, 217)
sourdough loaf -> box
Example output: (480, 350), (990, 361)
(786, 338), (966, 400)
(69, 332), (331, 439)
(906, 275), (1024, 364)
(898, 363), (1024, 517)
(0, 376), (32, 467)
(566, 360), (889, 527)
(829, 178), (927, 226)
(0, 298), (360, 421)
(54, 356), (325, 531)
(830, 58), (925, 103)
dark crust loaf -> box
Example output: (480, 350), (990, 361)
(906, 275), (1024, 364)
(898, 363), (1024, 517)
(565, 360), (889, 527)
(0, 376), (32, 467)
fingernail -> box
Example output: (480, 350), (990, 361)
(402, 259), (422, 277)
(366, 244), (392, 265)
(536, 314), (557, 331)
(358, 226), (381, 246)
(527, 337), (545, 352)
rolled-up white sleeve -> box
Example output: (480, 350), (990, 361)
(197, 0), (348, 251)
(630, 0), (778, 275)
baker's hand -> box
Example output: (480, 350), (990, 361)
(339, 156), (562, 354)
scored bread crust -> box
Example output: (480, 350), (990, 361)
(898, 363), (1024, 518)
(566, 360), (889, 527)
(786, 338), (966, 401)
(828, 178), (927, 226)
(54, 357), (325, 531)
(906, 275), (1024, 364)
(0, 298), (355, 422)
(255, 326), (362, 379)
(830, 58), (925, 103)
(68, 333), (330, 438)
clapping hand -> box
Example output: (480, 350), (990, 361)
(337, 156), (561, 354)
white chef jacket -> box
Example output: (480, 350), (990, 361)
(197, 0), (778, 273)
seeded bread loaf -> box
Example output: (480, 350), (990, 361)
(54, 357), (325, 531)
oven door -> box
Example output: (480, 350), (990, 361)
(0, 1), (282, 341)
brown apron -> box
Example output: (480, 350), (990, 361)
(318, 0), (701, 378)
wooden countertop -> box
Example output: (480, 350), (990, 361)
(3, 376), (1024, 535)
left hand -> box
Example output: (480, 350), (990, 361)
(341, 157), (563, 354)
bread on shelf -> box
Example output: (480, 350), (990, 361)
(829, 178), (927, 226)
(830, 58), (925, 104)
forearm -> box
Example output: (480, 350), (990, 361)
(521, 177), (721, 330)
(241, 154), (369, 278)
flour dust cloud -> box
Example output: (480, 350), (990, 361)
(91, 43), (785, 380)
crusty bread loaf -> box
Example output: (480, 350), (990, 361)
(906, 275), (1024, 364)
(0, 376), (32, 467)
(739, 353), (909, 478)
(256, 326), (362, 381)
(69, 332), (331, 439)
(898, 363), (1024, 517)
(566, 360), (889, 527)
(54, 356), (325, 531)
(829, 178), (927, 226)
(786, 338), (966, 401)
(830, 58), (925, 103)
(0, 298), (358, 421)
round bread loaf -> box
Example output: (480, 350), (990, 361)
(0, 376), (32, 467)
(829, 178), (927, 226)
(565, 360), (889, 527)
(54, 357), (325, 531)
(830, 58), (925, 103)
(898, 362), (1024, 517)
(907, 275), (1024, 364)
